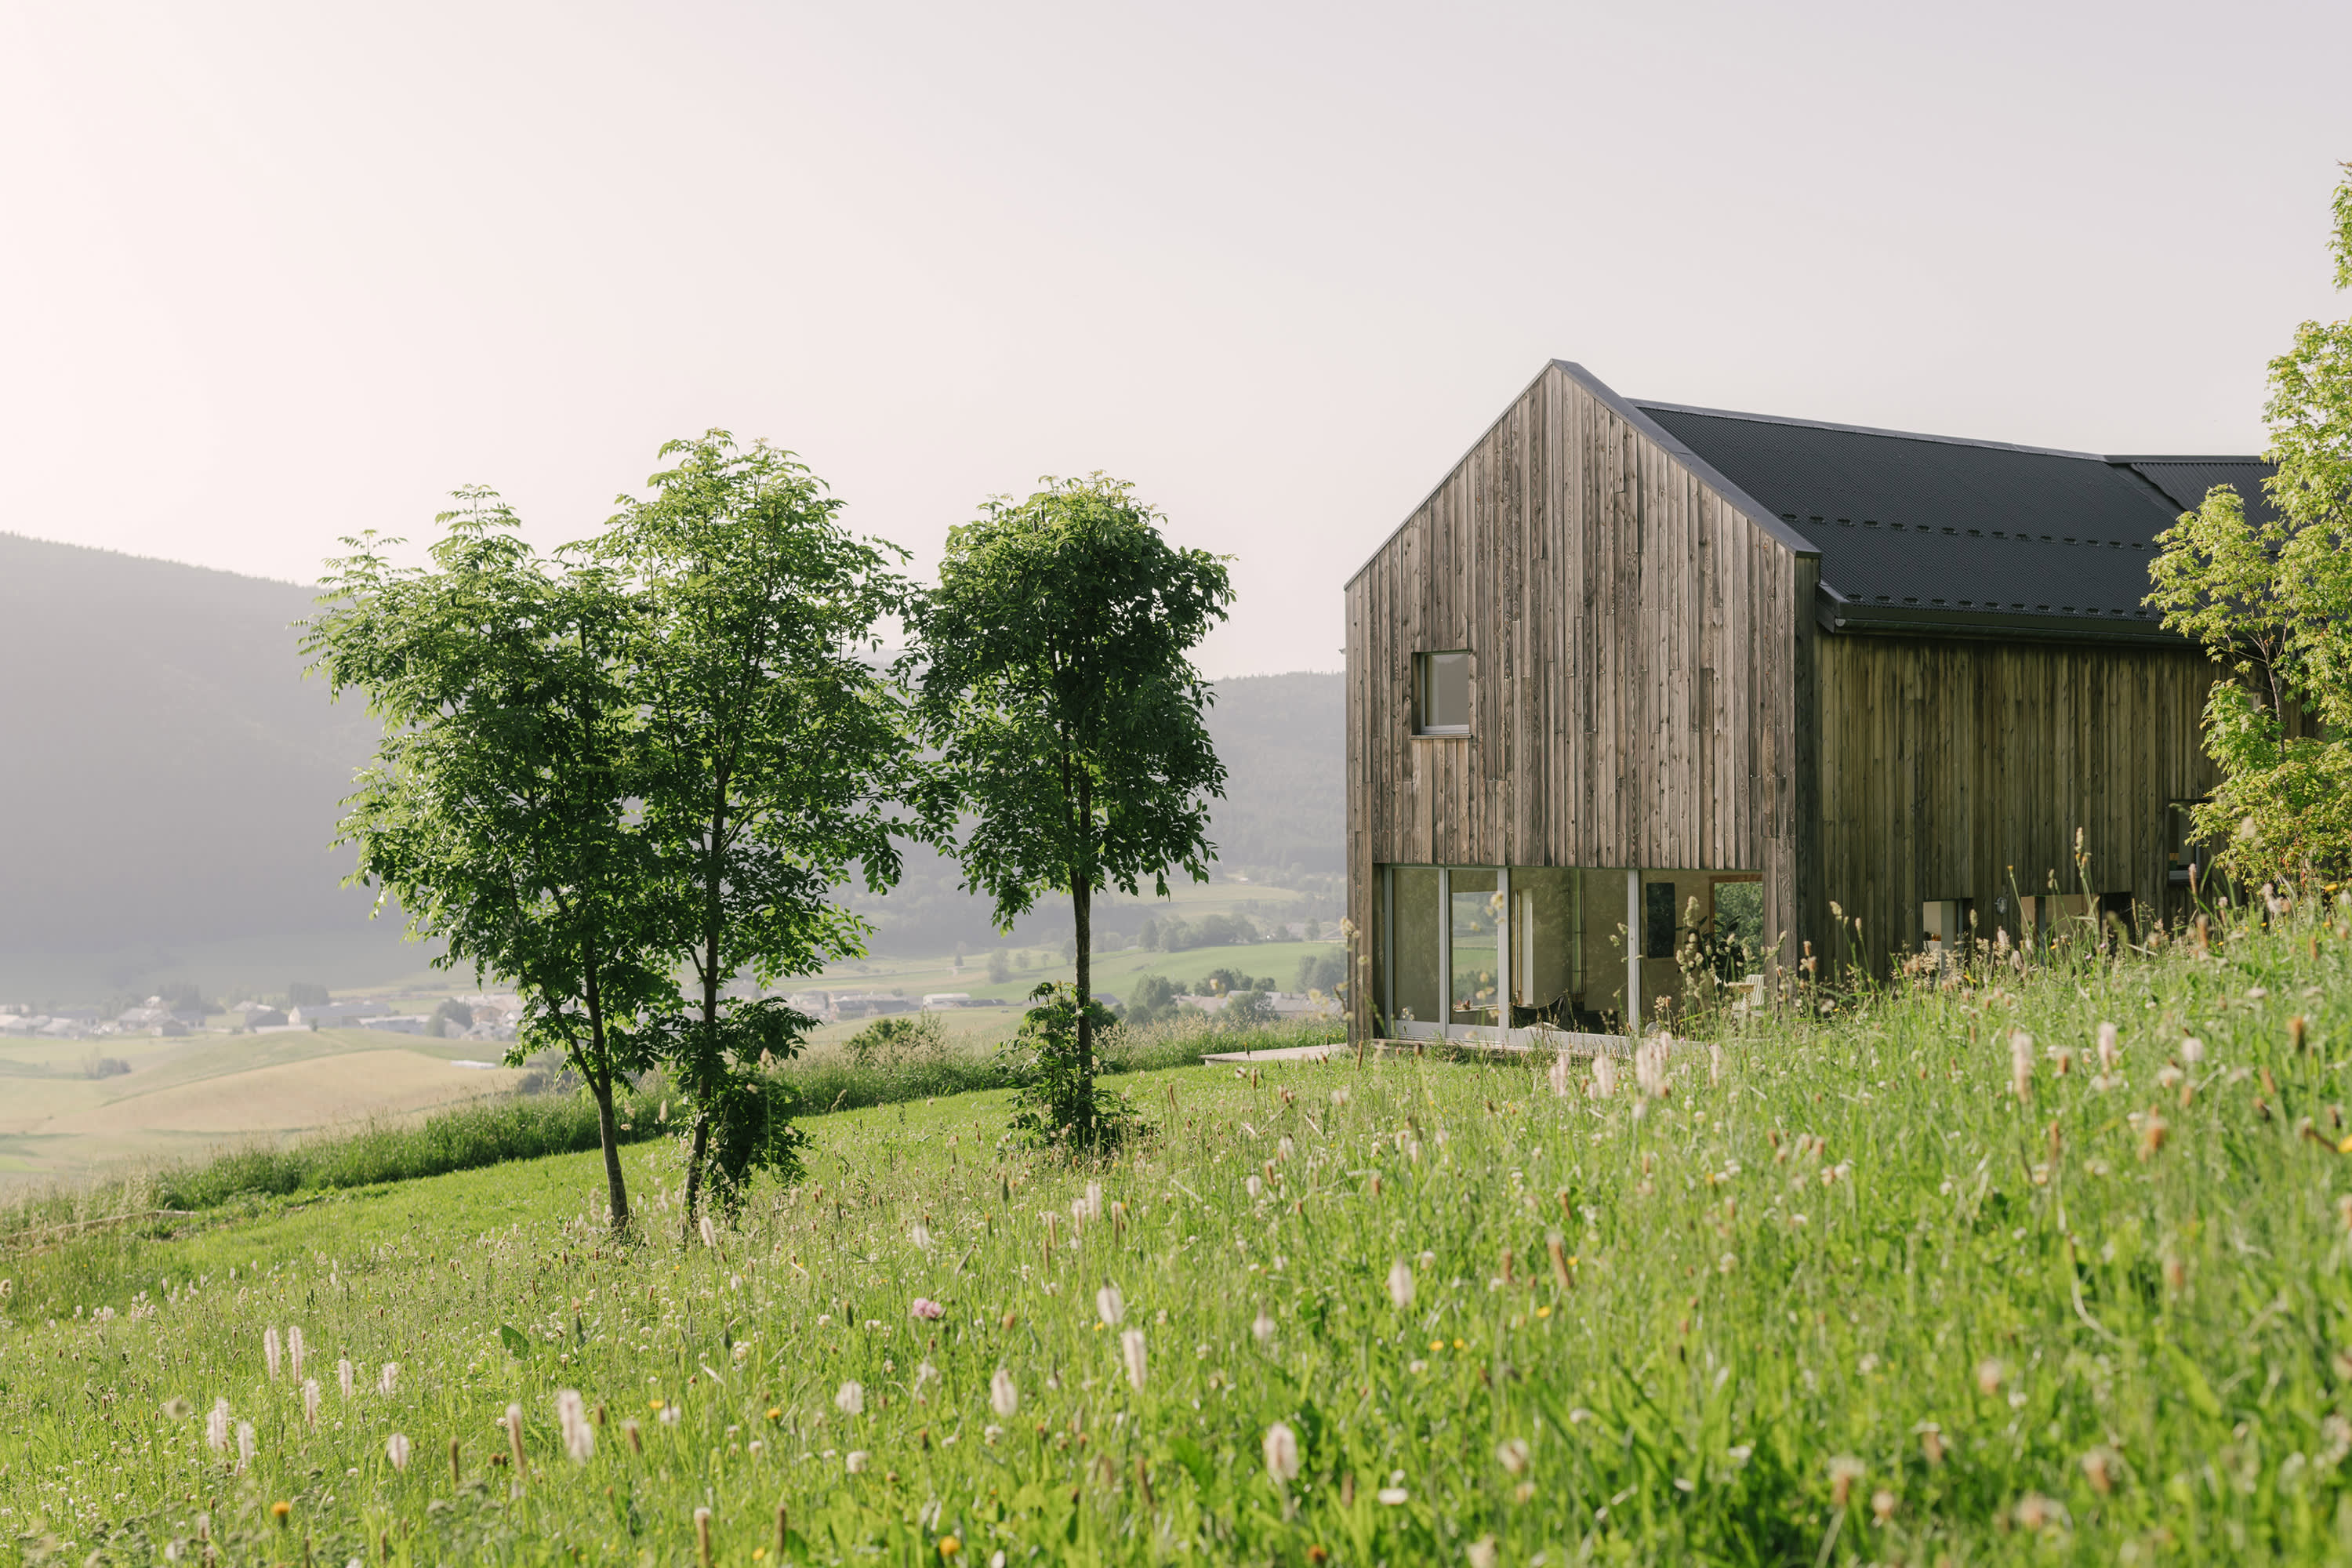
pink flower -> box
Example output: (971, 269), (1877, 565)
(910, 1298), (946, 1321)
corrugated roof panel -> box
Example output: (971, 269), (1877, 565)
(1635, 403), (2268, 638)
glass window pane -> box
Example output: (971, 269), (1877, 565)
(1509, 867), (1579, 1025)
(1388, 867), (1440, 1029)
(1450, 869), (1497, 1025)
(1421, 652), (1469, 731)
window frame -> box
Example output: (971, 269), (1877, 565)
(1414, 649), (1472, 736)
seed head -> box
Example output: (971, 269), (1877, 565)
(386, 1432), (411, 1471)
(236, 1421), (256, 1471)
(205, 1398), (231, 1452)
(1827, 1454), (1864, 1508)
(2096, 1022), (2120, 1072)
(2009, 1032), (2034, 1101)
(338, 1357), (354, 1401)
(2081, 1446), (2118, 1494)
(845, 1450), (869, 1473)
(1387, 1259), (1415, 1311)
(263, 1326), (282, 1381)
(1262, 1421), (1300, 1482)
(2140, 1110), (2169, 1160)
(1465, 1536), (1498, 1568)
(699, 1215), (718, 1250)
(1120, 1329), (1148, 1392)
(1870, 1489), (1896, 1524)
(379, 1361), (399, 1397)
(557, 1389), (593, 1462)
(989, 1367), (1018, 1417)
(909, 1223), (933, 1250)
(1095, 1285), (1125, 1327)
(302, 1378), (321, 1428)
(1495, 1437), (1530, 1475)
(1246, 1174), (1263, 1200)
(1548, 1055), (1571, 1097)
(287, 1325), (305, 1383)
(835, 1381), (865, 1416)
(2180, 1036), (2205, 1066)
(1592, 1055), (1619, 1099)
(1975, 1359), (2004, 1396)
(1252, 1309), (1276, 1345)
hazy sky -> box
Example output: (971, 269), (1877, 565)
(4, 1), (2346, 676)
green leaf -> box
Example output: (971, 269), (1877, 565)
(499, 1324), (530, 1359)
(2165, 1344), (2223, 1419)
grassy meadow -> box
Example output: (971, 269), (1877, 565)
(7, 901), (2352, 1563)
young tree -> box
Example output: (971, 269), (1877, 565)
(303, 494), (666, 1233)
(2150, 167), (2352, 884)
(593, 433), (934, 1229)
(909, 474), (1233, 1147)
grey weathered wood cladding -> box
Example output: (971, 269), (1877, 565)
(1345, 359), (2237, 1040)
(1344, 361), (1815, 1037)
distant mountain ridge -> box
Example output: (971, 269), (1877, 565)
(0, 532), (1342, 971)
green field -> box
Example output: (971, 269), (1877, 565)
(9, 904), (2352, 1563)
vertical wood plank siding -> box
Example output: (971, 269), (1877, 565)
(1813, 635), (2222, 975)
(1345, 364), (1809, 1039)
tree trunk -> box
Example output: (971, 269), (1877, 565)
(682, 775), (730, 1238)
(583, 963), (631, 1236)
(1073, 768), (1094, 1147)
(682, 1112), (713, 1237)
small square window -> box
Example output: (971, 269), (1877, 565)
(1416, 651), (1470, 734)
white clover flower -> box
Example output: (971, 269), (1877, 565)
(1377, 1486), (1408, 1505)
(834, 1381), (865, 1416)
(845, 1450), (869, 1473)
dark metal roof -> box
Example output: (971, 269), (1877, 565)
(1635, 401), (2273, 641)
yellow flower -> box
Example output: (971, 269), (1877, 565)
(1453, 1339), (1466, 1350)
(649, 1398), (666, 1410)
(939, 1537), (963, 1558)
(766, 1406), (782, 1421)
(1428, 1339), (1444, 1352)
(1536, 1305), (1552, 1318)
(270, 1501), (292, 1525)
(753, 1552), (768, 1563)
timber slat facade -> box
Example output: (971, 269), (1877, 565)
(1345, 359), (2256, 1043)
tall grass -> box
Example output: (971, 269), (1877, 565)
(22, 898), (2347, 1563)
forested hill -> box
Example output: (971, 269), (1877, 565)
(0, 531), (1342, 970)
(0, 532), (384, 959)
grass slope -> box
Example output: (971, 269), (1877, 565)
(6, 906), (2352, 1563)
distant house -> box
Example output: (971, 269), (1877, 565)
(1346, 361), (2266, 1044)
(831, 993), (916, 1021)
(287, 1001), (395, 1028)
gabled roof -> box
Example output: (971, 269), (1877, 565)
(1635, 400), (2273, 642)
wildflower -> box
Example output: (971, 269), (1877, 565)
(162, 1396), (193, 1420)
(339, 1357), (355, 1401)
(287, 1324), (305, 1383)
(835, 1381), (865, 1416)
(556, 1389), (593, 1462)
(2009, 1031), (2034, 1101)
(1246, 1172), (1265, 1201)
(206, 1398), (231, 1453)
(2013, 1493), (2063, 1532)
(1377, 1486), (1408, 1504)
(1548, 1054), (1571, 1096)
(1276, 1136), (1295, 1162)
(1121, 1329), (1148, 1391)
(699, 1214), (718, 1249)
(1466, 1534), (1499, 1568)
(379, 1361), (399, 1397)
(1871, 1490), (1896, 1524)
(1253, 1309), (1276, 1345)
(939, 1537), (961, 1559)
(1495, 1437), (1530, 1475)
(990, 1367), (1018, 1418)
(1592, 1055), (1618, 1098)
(264, 1326), (283, 1381)
(911, 1298), (946, 1320)
(1975, 1359), (2005, 1396)
(659, 1405), (682, 1425)
(910, 1223), (934, 1250)
(845, 1450), (869, 1473)
(1918, 1424), (1944, 1466)
(1709, 1044), (1723, 1083)
(1262, 1421), (1301, 1483)
(1407, 1359), (1428, 1374)
(1096, 1284), (1125, 1327)
(1827, 1454), (1864, 1508)
(982, 1424), (1004, 1444)
(2181, 1036), (2206, 1066)
(386, 1433), (411, 1471)
(2097, 1022), (2121, 1072)
(2081, 1446), (2118, 1494)
(1635, 1037), (1669, 1099)
(302, 1377), (321, 1428)
(237, 1421), (256, 1471)
(622, 1419), (643, 1452)
(1387, 1259), (1416, 1311)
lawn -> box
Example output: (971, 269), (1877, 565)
(5, 901), (2352, 1563)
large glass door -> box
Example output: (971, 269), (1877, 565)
(1448, 869), (1499, 1026)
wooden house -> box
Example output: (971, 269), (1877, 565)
(1343, 360), (2270, 1045)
